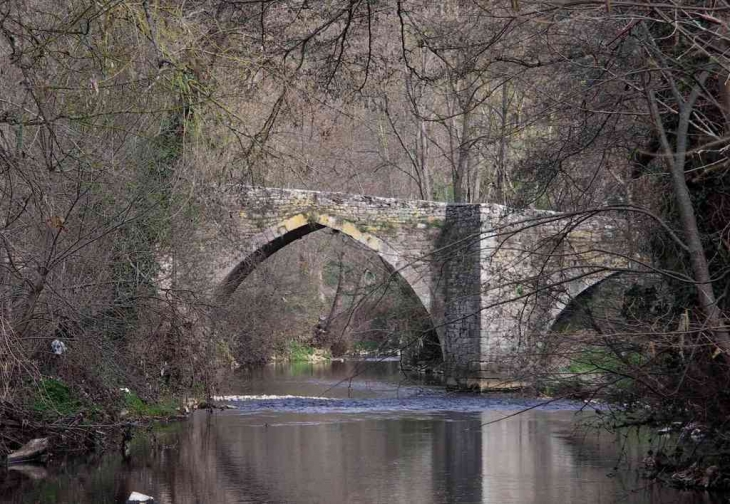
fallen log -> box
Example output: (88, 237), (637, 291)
(7, 438), (49, 464)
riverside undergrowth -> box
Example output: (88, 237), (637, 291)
(1, 374), (205, 462)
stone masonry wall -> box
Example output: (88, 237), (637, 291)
(433, 205), (483, 384)
(197, 185), (631, 388)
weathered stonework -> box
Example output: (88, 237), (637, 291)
(201, 185), (631, 388)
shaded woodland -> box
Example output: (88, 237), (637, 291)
(1, 0), (729, 484)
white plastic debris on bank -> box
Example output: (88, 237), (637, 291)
(126, 491), (155, 503)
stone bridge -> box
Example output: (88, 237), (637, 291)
(201, 186), (632, 388)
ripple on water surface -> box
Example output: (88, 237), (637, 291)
(213, 393), (586, 415)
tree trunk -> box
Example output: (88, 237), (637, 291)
(496, 83), (510, 205)
(453, 105), (473, 203)
(418, 115), (432, 200)
(417, 49), (432, 201)
(648, 83), (730, 352)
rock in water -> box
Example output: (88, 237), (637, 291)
(7, 438), (49, 464)
(126, 492), (155, 503)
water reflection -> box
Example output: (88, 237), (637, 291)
(120, 411), (485, 504)
(229, 359), (441, 399)
(1, 362), (725, 504)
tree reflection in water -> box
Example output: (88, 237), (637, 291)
(2, 362), (724, 504)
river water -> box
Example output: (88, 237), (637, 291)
(1, 360), (722, 504)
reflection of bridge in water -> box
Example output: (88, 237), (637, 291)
(201, 186), (631, 386)
(114, 407), (655, 504)
(3, 377), (693, 504)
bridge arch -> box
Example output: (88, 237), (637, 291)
(546, 271), (629, 334)
(214, 212), (438, 339)
(203, 186), (634, 386)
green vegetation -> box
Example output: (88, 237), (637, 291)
(286, 341), (331, 362)
(122, 391), (179, 418)
(288, 361), (315, 376)
(356, 220), (396, 234)
(29, 378), (180, 420)
(288, 341), (314, 361)
(32, 378), (84, 417)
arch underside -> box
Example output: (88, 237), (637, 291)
(548, 271), (634, 333)
(215, 213), (441, 349)
(216, 221), (326, 300)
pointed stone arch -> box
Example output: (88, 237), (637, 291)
(200, 185), (635, 388)
(214, 212), (439, 341)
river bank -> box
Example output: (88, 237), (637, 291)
(271, 340), (401, 363)
(0, 379), (219, 468)
(3, 360), (723, 504)
(5, 359), (724, 504)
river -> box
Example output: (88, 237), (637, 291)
(1, 360), (722, 503)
